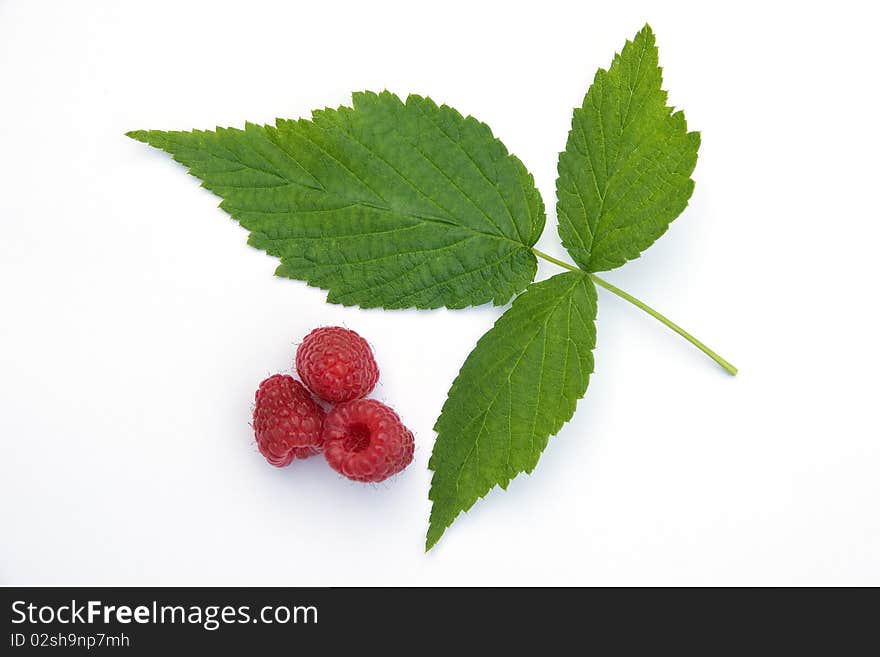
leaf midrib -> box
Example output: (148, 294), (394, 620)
(222, 146), (531, 250)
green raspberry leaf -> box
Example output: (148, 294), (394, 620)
(556, 24), (700, 272)
(127, 91), (545, 309)
(427, 272), (597, 549)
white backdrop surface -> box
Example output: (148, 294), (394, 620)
(1, 0), (878, 585)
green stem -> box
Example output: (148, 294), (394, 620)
(531, 248), (581, 273)
(531, 248), (737, 376)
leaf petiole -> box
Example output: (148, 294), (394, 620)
(531, 248), (737, 375)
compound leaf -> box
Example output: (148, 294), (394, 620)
(556, 24), (700, 272)
(128, 91), (545, 309)
(427, 272), (597, 549)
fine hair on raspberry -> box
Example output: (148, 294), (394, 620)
(296, 326), (379, 403)
(322, 399), (414, 483)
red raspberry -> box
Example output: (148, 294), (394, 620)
(253, 374), (325, 467)
(322, 399), (414, 482)
(296, 327), (379, 403)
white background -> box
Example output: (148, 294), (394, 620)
(1, 0), (878, 586)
